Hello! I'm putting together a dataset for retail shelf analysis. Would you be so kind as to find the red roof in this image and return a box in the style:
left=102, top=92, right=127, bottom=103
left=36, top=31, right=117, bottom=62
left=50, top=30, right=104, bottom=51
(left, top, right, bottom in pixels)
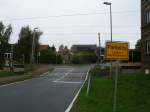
left=39, top=45, right=49, bottom=51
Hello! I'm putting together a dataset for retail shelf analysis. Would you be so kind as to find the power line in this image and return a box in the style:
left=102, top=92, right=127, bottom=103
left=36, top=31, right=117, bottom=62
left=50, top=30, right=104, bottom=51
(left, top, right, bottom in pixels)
left=3, top=10, right=140, bottom=21
left=43, top=32, right=141, bottom=36
left=11, top=32, right=140, bottom=36
left=39, top=25, right=140, bottom=29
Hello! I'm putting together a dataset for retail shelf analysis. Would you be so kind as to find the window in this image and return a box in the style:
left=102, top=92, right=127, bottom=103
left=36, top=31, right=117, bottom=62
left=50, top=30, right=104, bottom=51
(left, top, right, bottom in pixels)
left=146, top=40, right=150, bottom=55
left=145, top=10, right=150, bottom=24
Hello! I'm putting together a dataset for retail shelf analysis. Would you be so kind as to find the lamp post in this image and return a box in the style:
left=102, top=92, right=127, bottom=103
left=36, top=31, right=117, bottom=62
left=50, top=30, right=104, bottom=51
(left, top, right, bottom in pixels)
left=103, top=2, right=112, bottom=42
left=104, top=2, right=117, bottom=112
left=103, top=1, right=113, bottom=78
left=30, top=27, right=38, bottom=66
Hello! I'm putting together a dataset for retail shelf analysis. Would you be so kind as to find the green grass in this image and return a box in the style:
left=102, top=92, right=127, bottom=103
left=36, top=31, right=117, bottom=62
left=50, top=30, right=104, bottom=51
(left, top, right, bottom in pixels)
left=71, top=73, right=150, bottom=112
left=0, top=71, right=17, bottom=77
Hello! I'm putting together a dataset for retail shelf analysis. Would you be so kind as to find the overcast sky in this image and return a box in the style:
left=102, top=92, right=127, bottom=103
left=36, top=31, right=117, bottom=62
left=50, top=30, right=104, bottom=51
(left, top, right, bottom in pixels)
left=0, top=0, right=141, bottom=49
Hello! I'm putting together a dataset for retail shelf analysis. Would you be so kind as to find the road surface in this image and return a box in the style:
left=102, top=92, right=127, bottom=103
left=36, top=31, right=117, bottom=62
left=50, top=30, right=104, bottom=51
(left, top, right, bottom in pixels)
left=0, top=66, right=90, bottom=112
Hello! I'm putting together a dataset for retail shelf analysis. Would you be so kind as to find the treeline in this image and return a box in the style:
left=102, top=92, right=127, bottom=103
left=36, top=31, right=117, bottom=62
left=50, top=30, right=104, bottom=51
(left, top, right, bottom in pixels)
left=0, top=22, right=45, bottom=68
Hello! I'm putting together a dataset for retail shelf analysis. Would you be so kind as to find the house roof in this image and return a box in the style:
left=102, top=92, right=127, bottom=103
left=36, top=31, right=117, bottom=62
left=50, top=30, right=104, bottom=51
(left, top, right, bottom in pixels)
left=39, top=45, right=49, bottom=51
left=71, top=44, right=97, bottom=53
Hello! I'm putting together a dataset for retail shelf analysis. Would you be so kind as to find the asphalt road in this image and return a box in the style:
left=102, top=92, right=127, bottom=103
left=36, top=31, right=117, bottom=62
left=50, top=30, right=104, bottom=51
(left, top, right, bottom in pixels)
left=0, top=66, right=90, bottom=112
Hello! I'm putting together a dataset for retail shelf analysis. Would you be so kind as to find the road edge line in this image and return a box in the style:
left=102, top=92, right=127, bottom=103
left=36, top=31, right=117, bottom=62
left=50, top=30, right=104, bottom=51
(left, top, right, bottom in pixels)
left=65, top=68, right=91, bottom=112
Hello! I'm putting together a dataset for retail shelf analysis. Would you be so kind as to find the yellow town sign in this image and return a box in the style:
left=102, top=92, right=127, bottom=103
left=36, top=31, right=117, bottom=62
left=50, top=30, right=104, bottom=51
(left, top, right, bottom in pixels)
left=105, top=42, right=129, bottom=60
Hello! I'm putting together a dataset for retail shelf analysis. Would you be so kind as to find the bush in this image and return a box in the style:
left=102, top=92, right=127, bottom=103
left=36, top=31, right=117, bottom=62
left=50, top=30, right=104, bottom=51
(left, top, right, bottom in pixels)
left=90, top=67, right=109, bottom=76
left=71, top=52, right=97, bottom=64
left=56, top=55, right=63, bottom=64
left=39, top=49, right=63, bottom=64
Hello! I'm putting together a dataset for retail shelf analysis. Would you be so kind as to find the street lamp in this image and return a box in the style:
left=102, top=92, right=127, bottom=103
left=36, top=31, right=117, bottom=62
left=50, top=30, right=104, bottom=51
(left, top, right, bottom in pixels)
left=104, top=2, right=117, bottom=112
left=103, top=2, right=112, bottom=42
left=30, top=27, right=38, bottom=65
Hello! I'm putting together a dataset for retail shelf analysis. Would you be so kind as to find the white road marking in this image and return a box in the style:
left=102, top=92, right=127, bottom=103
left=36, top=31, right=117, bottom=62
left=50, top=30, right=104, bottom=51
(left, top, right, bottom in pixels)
left=53, top=81, right=82, bottom=84
left=65, top=68, right=91, bottom=112
left=53, top=68, right=74, bottom=82
left=39, top=72, right=49, bottom=77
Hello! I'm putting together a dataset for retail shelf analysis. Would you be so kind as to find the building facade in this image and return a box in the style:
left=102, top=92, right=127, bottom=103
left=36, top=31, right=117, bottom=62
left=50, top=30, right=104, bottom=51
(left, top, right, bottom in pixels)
left=71, top=45, right=97, bottom=53
left=141, top=0, right=150, bottom=72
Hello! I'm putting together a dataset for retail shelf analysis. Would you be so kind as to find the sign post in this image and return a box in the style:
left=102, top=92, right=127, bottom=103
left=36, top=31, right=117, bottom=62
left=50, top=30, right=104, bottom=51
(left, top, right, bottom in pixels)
left=105, top=41, right=129, bottom=112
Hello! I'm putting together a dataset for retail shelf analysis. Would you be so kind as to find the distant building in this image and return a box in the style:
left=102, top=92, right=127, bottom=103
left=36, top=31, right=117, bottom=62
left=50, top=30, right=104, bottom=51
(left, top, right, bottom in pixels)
left=39, top=45, right=50, bottom=51
left=71, top=44, right=97, bottom=53
left=141, top=0, right=150, bottom=72
left=39, top=44, right=56, bottom=52
left=58, top=45, right=71, bottom=64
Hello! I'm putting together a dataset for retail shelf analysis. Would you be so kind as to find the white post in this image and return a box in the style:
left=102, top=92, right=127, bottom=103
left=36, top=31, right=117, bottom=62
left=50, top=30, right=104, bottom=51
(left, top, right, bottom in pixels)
left=86, top=73, right=91, bottom=96
left=113, top=61, right=119, bottom=112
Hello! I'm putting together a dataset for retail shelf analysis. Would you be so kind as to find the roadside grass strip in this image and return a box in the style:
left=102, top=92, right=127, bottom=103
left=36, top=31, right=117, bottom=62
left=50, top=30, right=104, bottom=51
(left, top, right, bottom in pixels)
left=0, top=71, right=17, bottom=77
left=71, top=73, right=150, bottom=112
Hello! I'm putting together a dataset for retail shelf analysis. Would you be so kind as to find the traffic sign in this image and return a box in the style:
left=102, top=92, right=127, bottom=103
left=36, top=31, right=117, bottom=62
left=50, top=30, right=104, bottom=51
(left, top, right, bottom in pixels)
left=105, top=42, right=129, bottom=60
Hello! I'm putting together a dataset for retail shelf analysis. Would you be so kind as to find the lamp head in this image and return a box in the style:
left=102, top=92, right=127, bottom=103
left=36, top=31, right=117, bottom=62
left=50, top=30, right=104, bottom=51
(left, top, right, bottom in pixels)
left=103, top=2, right=111, bottom=5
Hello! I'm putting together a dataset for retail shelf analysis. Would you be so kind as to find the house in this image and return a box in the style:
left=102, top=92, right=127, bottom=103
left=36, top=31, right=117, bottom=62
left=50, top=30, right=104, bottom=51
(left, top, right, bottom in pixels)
left=141, top=0, right=150, bottom=73
left=39, top=45, right=50, bottom=51
left=58, top=45, right=71, bottom=64
left=71, top=44, right=97, bottom=53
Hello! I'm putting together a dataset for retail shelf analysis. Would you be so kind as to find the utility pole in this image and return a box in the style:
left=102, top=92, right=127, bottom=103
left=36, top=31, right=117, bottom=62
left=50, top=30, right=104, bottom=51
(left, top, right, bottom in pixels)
left=30, top=32, right=35, bottom=65
left=30, top=28, right=38, bottom=66
left=11, top=44, right=13, bottom=72
left=98, top=33, right=101, bottom=64
left=56, top=53, right=57, bottom=64
left=22, top=54, right=25, bottom=65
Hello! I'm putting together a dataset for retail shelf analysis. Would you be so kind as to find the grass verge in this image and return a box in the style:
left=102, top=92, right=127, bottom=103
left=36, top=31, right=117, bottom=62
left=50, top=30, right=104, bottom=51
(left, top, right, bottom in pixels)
left=0, top=71, right=17, bottom=77
left=71, top=70, right=150, bottom=112
left=0, top=66, right=54, bottom=85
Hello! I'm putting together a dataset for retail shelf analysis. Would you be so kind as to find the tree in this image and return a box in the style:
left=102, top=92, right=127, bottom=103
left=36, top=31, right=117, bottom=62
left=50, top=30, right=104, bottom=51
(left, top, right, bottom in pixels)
left=39, top=46, right=63, bottom=64
left=39, top=49, right=55, bottom=64
left=71, top=51, right=97, bottom=64
left=17, top=26, right=42, bottom=63
left=135, top=39, right=141, bottom=51
left=51, top=44, right=56, bottom=52
left=0, top=22, right=12, bottom=69
left=129, top=50, right=141, bottom=62
left=59, top=45, right=64, bottom=53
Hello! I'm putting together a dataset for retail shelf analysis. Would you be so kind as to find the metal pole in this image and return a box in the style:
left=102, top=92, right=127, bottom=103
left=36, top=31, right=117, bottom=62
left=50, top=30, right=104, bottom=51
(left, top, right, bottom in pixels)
left=110, top=4, right=112, bottom=42
left=30, top=31, right=35, bottom=65
left=22, top=54, right=25, bottom=65
left=109, top=4, right=113, bottom=77
left=86, top=73, right=91, bottom=96
left=11, top=44, right=13, bottom=72
left=113, top=61, right=119, bottom=112
left=98, top=33, right=101, bottom=64
left=37, top=52, right=38, bottom=64
left=38, top=52, right=40, bottom=64
left=56, top=53, right=57, bottom=64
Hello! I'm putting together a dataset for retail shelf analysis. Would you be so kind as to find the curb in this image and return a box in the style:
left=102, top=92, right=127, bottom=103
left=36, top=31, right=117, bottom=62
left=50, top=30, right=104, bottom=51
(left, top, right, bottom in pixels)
left=0, top=71, right=51, bottom=88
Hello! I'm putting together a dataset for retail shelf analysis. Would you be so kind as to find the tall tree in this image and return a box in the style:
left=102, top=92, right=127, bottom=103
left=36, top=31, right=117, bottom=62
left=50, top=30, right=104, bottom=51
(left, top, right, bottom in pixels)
left=0, top=22, right=12, bottom=69
left=135, top=39, right=141, bottom=51
left=17, top=26, right=42, bottom=63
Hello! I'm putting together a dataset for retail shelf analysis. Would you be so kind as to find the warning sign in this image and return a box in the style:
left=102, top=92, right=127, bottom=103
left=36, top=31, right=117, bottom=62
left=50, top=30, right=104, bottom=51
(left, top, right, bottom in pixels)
left=105, top=42, right=129, bottom=60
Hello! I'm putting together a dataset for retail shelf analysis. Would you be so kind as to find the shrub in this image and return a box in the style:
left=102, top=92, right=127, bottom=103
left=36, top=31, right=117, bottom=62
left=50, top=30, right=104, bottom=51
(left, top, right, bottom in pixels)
left=71, top=52, right=97, bottom=64
left=90, top=67, right=109, bottom=76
